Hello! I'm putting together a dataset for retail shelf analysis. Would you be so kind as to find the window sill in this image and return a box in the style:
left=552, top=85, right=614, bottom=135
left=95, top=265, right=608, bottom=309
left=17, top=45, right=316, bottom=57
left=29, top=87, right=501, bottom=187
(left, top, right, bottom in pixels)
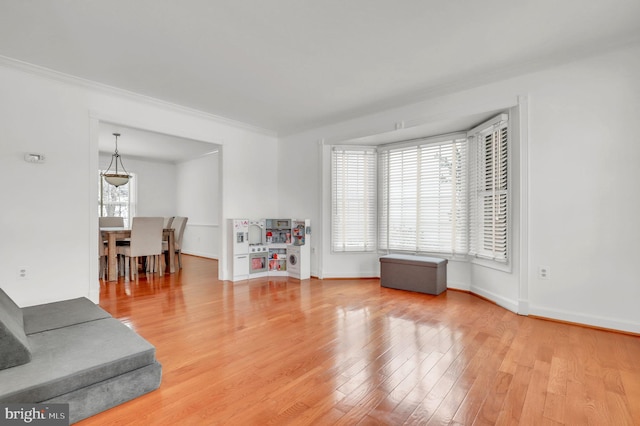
left=470, top=256, right=512, bottom=273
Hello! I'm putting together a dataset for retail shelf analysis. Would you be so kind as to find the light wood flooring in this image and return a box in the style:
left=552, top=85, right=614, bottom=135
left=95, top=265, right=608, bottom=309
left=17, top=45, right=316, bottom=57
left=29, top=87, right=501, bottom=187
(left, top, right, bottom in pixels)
left=79, top=255, right=640, bottom=425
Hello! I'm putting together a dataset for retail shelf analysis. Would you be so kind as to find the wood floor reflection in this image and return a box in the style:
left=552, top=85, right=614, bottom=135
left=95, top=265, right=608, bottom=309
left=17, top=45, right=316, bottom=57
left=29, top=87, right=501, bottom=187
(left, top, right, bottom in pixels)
left=79, top=255, right=640, bottom=425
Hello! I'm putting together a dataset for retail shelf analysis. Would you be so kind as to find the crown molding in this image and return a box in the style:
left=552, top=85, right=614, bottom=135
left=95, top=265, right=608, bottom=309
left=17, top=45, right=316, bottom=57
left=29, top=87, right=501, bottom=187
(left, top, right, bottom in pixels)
left=0, top=54, right=277, bottom=138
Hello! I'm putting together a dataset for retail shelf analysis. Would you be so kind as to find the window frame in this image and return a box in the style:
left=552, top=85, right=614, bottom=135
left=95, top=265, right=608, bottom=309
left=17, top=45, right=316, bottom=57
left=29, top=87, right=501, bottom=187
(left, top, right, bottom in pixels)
left=98, top=171, right=137, bottom=227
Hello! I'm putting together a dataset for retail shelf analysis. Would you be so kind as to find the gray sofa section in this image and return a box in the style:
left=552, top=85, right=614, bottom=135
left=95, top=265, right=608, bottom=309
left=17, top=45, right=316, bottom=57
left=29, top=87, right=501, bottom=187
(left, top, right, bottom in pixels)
left=0, top=288, right=31, bottom=369
left=0, top=289, right=162, bottom=424
left=22, top=296, right=112, bottom=334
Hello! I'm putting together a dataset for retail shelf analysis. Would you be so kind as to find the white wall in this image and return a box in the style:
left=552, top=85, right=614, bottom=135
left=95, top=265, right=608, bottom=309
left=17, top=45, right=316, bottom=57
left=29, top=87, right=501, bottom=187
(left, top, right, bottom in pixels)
left=525, top=44, right=640, bottom=332
left=0, top=61, right=278, bottom=306
left=1, top=66, right=91, bottom=307
left=176, top=151, right=220, bottom=259
left=279, top=42, right=640, bottom=333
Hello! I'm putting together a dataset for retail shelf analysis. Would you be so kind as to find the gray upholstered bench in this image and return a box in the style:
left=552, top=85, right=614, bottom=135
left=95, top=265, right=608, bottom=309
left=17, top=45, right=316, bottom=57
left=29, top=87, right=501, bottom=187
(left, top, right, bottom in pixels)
left=0, top=289, right=161, bottom=424
left=379, top=254, right=447, bottom=295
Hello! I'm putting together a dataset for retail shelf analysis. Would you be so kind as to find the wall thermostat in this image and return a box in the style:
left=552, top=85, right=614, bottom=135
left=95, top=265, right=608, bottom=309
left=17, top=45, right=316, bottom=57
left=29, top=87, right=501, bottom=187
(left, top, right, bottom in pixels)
left=24, top=153, right=45, bottom=163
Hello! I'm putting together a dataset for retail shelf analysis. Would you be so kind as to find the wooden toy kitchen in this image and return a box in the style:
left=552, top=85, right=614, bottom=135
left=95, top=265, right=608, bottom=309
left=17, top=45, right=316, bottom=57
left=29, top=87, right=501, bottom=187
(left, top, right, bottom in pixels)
left=229, top=218, right=310, bottom=281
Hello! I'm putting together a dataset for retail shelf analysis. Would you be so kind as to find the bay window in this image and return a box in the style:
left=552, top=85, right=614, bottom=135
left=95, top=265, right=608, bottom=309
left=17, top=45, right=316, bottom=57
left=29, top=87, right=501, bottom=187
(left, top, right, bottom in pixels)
left=330, top=113, right=510, bottom=264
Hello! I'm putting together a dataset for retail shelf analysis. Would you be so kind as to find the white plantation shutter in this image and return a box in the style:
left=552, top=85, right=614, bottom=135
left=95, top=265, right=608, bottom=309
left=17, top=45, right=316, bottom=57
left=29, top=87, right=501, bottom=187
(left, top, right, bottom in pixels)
left=469, top=114, right=509, bottom=261
left=379, top=134, right=468, bottom=254
left=331, top=146, right=377, bottom=252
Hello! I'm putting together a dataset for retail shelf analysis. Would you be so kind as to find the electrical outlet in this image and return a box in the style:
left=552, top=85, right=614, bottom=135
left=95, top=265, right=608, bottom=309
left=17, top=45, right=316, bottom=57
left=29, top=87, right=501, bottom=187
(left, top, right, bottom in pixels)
left=17, top=267, right=28, bottom=280
left=538, top=266, right=550, bottom=280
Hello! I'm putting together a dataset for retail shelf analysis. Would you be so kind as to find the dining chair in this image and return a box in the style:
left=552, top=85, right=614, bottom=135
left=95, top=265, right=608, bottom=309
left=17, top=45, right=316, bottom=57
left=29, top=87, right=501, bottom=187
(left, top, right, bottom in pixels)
left=99, top=216, right=130, bottom=246
left=99, top=216, right=125, bottom=228
left=163, top=216, right=188, bottom=269
left=163, top=216, right=175, bottom=229
left=99, top=228, right=108, bottom=280
left=116, top=217, right=164, bottom=280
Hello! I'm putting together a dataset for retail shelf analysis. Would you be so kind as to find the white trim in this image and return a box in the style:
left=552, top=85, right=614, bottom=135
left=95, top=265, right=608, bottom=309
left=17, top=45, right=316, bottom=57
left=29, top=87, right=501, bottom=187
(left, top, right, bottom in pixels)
left=0, top=54, right=276, bottom=137
left=321, top=271, right=380, bottom=279
left=377, top=131, right=468, bottom=151
left=467, top=113, right=509, bottom=135
left=529, top=305, right=640, bottom=334
left=517, top=96, right=530, bottom=315
left=445, top=280, right=472, bottom=291
left=182, top=250, right=217, bottom=260
left=317, top=139, right=326, bottom=279
left=217, top=145, right=225, bottom=281
left=331, top=144, right=377, bottom=152
left=185, top=223, right=219, bottom=228
left=470, top=285, right=519, bottom=314
left=470, top=256, right=511, bottom=273
left=88, top=116, right=100, bottom=303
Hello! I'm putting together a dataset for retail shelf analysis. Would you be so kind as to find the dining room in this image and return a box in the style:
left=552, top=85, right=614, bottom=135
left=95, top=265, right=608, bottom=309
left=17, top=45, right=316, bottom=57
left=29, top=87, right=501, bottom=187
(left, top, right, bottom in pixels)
left=98, top=122, right=222, bottom=281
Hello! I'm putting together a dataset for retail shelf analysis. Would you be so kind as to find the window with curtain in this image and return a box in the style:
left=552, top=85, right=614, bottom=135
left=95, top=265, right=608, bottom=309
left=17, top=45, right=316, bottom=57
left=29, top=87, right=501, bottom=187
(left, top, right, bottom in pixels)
left=378, top=134, right=468, bottom=254
left=99, top=171, right=136, bottom=227
left=331, top=146, right=377, bottom=252
left=469, top=114, right=509, bottom=262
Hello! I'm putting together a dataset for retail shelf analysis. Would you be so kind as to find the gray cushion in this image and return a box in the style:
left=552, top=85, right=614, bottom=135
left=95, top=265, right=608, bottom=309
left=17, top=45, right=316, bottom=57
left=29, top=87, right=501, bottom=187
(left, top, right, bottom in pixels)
left=0, top=288, right=31, bottom=369
left=0, top=318, right=157, bottom=402
left=22, top=297, right=111, bottom=335
left=43, top=362, right=162, bottom=424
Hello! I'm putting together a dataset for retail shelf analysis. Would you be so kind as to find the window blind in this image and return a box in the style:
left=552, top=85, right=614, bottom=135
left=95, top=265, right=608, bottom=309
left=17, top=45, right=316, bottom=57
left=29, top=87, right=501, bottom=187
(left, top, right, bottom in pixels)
left=469, top=115, right=509, bottom=261
left=331, top=147, right=377, bottom=252
left=378, top=135, right=468, bottom=254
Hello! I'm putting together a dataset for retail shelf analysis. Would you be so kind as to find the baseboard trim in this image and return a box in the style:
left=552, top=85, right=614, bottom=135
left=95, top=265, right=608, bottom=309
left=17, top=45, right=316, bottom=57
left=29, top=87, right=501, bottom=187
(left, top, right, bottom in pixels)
left=469, top=285, right=519, bottom=314
left=529, top=305, right=640, bottom=336
left=445, top=289, right=639, bottom=336
left=528, top=314, right=640, bottom=337
left=320, top=273, right=380, bottom=279
left=182, top=251, right=217, bottom=260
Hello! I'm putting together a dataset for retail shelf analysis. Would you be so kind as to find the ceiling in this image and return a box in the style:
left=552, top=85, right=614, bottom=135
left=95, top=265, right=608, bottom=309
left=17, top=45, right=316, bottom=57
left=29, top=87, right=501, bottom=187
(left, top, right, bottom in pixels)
left=99, top=122, right=219, bottom=163
left=1, top=1, right=639, bottom=137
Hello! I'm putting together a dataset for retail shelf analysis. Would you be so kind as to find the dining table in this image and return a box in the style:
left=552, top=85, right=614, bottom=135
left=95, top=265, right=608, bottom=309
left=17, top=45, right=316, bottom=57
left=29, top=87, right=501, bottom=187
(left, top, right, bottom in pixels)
left=101, top=227, right=176, bottom=282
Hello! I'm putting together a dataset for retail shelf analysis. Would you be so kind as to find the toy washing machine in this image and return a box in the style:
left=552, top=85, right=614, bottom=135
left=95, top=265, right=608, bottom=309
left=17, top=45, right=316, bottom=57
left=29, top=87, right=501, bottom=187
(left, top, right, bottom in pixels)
left=287, top=245, right=301, bottom=279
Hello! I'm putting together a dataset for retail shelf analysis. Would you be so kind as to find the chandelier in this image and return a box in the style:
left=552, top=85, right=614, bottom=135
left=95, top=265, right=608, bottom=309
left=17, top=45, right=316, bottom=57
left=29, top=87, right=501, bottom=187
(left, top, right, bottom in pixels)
left=103, top=133, right=130, bottom=187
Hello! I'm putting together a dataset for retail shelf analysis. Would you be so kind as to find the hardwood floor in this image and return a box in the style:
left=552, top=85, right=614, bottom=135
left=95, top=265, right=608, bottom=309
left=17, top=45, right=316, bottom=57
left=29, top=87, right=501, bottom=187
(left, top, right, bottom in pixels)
left=79, top=255, right=640, bottom=425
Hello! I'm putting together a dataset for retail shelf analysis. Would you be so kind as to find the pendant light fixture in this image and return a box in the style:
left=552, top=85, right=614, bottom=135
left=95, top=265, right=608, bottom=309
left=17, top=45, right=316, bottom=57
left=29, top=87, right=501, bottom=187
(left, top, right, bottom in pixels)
left=103, top=133, right=130, bottom=187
